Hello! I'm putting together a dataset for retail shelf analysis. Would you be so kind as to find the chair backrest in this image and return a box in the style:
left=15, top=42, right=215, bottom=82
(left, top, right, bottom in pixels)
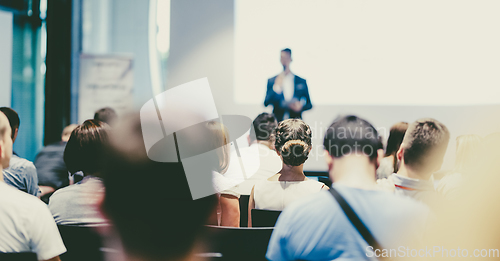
left=239, top=195, right=250, bottom=227
left=0, top=252, right=37, bottom=261
left=251, top=209, right=281, bottom=227
left=57, top=225, right=106, bottom=261
left=201, top=225, right=274, bottom=260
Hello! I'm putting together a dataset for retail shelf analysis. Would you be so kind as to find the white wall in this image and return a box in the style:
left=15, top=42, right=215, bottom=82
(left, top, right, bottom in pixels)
left=167, top=0, right=500, bottom=171
left=0, top=10, right=12, bottom=107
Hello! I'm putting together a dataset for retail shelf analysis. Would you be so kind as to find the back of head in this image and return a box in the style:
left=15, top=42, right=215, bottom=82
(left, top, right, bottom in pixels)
left=94, top=107, right=117, bottom=125
left=454, top=134, right=482, bottom=174
left=64, top=120, right=109, bottom=176
left=0, top=107, right=19, bottom=140
left=250, top=113, right=278, bottom=142
left=401, top=118, right=450, bottom=173
left=385, top=122, right=409, bottom=172
left=478, top=133, right=500, bottom=177
left=323, top=115, right=381, bottom=161
left=61, top=124, right=78, bottom=142
left=385, top=122, right=408, bottom=157
left=281, top=48, right=292, bottom=56
left=102, top=114, right=216, bottom=260
left=275, top=119, right=312, bottom=166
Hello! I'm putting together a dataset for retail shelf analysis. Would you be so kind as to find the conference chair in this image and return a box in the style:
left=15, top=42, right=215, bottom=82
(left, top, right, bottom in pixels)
left=0, top=252, right=37, bottom=261
left=57, top=225, right=106, bottom=261
left=239, top=195, right=250, bottom=227
left=200, top=225, right=274, bottom=260
left=251, top=209, right=281, bottom=227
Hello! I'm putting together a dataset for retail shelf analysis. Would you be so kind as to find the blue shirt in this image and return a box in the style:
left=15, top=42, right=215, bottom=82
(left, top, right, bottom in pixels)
left=3, top=154, right=40, bottom=197
left=266, top=185, right=430, bottom=261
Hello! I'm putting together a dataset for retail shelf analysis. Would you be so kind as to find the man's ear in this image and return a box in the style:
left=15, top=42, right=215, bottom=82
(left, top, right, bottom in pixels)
left=247, top=134, right=251, bottom=146
left=324, top=150, right=333, bottom=171
left=397, top=147, right=404, bottom=161
left=12, top=128, right=18, bottom=143
left=376, top=149, right=384, bottom=169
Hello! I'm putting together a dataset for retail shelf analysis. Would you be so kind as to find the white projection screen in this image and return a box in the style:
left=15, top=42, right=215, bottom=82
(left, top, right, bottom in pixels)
left=234, top=0, right=500, bottom=106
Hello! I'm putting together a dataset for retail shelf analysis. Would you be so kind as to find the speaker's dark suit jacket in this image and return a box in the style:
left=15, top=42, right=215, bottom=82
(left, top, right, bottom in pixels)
left=264, top=74, right=312, bottom=122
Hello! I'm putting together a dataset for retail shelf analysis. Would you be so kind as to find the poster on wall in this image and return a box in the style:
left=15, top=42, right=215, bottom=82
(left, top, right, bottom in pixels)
left=78, top=54, right=134, bottom=123
left=0, top=10, right=12, bottom=107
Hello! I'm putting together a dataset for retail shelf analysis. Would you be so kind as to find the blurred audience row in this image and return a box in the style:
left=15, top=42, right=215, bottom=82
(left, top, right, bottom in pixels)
left=0, top=105, right=495, bottom=261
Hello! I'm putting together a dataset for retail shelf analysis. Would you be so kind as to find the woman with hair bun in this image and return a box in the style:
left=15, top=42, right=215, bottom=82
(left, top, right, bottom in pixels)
left=248, top=119, right=327, bottom=226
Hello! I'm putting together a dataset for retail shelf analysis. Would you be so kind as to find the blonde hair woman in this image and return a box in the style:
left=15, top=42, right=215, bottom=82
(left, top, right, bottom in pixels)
left=248, top=119, right=328, bottom=226
left=437, top=134, right=482, bottom=199
left=206, top=121, right=241, bottom=227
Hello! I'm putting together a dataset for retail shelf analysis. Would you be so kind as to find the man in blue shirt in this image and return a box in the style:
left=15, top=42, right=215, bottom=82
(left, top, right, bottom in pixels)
left=0, top=107, right=39, bottom=196
left=267, top=115, right=431, bottom=260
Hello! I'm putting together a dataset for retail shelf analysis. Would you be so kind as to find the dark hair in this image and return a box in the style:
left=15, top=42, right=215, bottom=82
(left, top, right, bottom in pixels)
left=250, top=113, right=278, bottom=142
left=0, top=107, right=19, bottom=139
left=102, top=114, right=216, bottom=260
left=94, top=107, right=117, bottom=125
left=64, top=119, right=109, bottom=175
left=401, top=118, right=450, bottom=173
left=281, top=48, right=292, bottom=56
left=385, top=122, right=409, bottom=172
left=275, top=119, right=311, bottom=166
left=323, top=115, right=382, bottom=161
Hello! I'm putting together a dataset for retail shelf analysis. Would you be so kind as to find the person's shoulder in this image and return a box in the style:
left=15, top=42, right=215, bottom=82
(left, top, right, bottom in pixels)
left=280, top=190, right=332, bottom=219
left=8, top=155, right=34, bottom=169
left=51, top=183, right=75, bottom=198
left=0, top=183, right=48, bottom=211
left=252, top=178, right=269, bottom=189
left=379, top=190, right=430, bottom=215
left=294, top=75, right=306, bottom=82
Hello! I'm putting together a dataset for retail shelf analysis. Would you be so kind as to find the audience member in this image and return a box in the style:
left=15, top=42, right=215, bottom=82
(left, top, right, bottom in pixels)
left=35, top=124, right=78, bottom=203
left=425, top=133, right=500, bottom=256
left=0, top=107, right=40, bottom=196
left=248, top=119, right=327, bottom=225
left=100, top=114, right=217, bottom=261
left=266, top=115, right=430, bottom=260
left=0, top=111, right=66, bottom=260
left=376, top=121, right=408, bottom=179
left=436, top=134, right=481, bottom=200
left=392, top=118, right=450, bottom=208
left=94, top=107, right=117, bottom=125
left=48, top=120, right=109, bottom=226
left=206, top=121, right=240, bottom=227
left=224, top=113, right=282, bottom=196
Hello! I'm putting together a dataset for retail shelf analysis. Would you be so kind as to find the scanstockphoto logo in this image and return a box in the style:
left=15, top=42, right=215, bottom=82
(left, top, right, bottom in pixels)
left=139, top=78, right=257, bottom=200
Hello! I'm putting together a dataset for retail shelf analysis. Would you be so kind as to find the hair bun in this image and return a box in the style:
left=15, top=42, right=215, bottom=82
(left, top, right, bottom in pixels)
left=280, top=140, right=309, bottom=166
left=274, top=119, right=312, bottom=166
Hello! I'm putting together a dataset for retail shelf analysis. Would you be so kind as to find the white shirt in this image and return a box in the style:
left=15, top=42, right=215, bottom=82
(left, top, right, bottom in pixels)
left=49, top=176, right=108, bottom=227
left=253, top=179, right=325, bottom=211
left=223, top=143, right=282, bottom=196
left=282, top=73, right=295, bottom=102
left=0, top=182, right=66, bottom=260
